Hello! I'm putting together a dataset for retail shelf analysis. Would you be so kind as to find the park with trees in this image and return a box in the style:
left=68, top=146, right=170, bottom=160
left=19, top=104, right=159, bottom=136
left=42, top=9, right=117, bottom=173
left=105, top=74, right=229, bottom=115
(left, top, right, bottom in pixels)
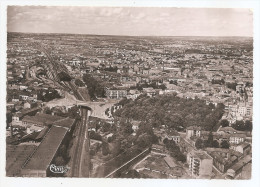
left=83, top=73, right=105, bottom=100
left=114, top=94, right=225, bottom=132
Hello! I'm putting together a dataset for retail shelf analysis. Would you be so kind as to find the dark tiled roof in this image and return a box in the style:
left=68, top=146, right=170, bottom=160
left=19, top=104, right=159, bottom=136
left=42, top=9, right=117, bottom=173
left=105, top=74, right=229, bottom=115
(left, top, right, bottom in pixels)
left=22, top=126, right=68, bottom=171
left=53, top=117, right=75, bottom=129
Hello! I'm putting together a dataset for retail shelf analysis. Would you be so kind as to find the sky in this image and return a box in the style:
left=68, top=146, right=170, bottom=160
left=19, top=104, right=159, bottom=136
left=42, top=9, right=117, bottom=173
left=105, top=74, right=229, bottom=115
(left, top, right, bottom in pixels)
left=7, top=6, right=253, bottom=36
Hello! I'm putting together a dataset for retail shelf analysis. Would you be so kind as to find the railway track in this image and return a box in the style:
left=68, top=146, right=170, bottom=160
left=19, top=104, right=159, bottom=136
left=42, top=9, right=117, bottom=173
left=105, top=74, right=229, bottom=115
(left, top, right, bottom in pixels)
left=31, top=42, right=90, bottom=177
left=70, top=119, right=86, bottom=177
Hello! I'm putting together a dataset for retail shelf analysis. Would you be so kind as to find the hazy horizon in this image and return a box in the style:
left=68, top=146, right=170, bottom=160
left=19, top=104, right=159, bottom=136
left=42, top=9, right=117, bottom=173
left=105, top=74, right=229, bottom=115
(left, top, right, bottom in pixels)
left=8, top=31, right=253, bottom=38
left=8, top=7, right=253, bottom=37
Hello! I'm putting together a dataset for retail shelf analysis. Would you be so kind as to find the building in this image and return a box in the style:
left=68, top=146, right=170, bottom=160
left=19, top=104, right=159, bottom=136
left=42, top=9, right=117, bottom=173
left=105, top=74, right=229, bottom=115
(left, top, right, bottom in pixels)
left=206, top=148, right=242, bottom=173
left=12, top=113, right=24, bottom=126
left=165, top=131, right=180, bottom=144
left=88, top=123, right=96, bottom=132
left=230, top=142, right=251, bottom=156
left=24, top=101, right=37, bottom=109
left=186, top=126, right=201, bottom=139
left=6, top=145, right=37, bottom=177
left=105, top=88, right=127, bottom=99
left=131, top=120, right=140, bottom=132
left=151, top=144, right=166, bottom=154
left=164, top=156, right=178, bottom=168
left=236, top=82, right=245, bottom=93
left=143, top=87, right=158, bottom=97
left=187, top=150, right=213, bottom=178
left=20, top=126, right=50, bottom=143
left=12, top=107, right=40, bottom=126
left=19, top=95, right=29, bottom=101
left=226, top=155, right=252, bottom=179
left=21, top=126, right=68, bottom=177
left=218, top=126, right=244, bottom=135
left=21, top=113, right=75, bottom=134
left=229, top=134, right=246, bottom=144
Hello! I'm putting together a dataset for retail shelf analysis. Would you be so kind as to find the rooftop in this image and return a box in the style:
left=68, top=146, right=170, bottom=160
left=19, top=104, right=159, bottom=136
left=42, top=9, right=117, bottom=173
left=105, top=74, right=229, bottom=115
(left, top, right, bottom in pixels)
left=229, top=155, right=251, bottom=172
left=164, top=156, right=178, bottom=168
left=237, top=142, right=251, bottom=149
left=22, top=113, right=66, bottom=126
left=190, top=150, right=212, bottom=160
left=219, top=126, right=246, bottom=134
left=187, top=126, right=201, bottom=130
left=53, top=117, right=75, bottom=129
left=167, top=130, right=180, bottom=136
left=6, top=145, right=37, bottom=176
left=22, top=126, right=68, bottom=171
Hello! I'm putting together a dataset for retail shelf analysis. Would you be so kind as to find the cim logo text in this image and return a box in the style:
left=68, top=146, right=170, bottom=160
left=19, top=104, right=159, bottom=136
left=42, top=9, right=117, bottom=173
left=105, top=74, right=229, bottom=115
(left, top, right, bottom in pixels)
left=49, top=164, right=69, bottom=174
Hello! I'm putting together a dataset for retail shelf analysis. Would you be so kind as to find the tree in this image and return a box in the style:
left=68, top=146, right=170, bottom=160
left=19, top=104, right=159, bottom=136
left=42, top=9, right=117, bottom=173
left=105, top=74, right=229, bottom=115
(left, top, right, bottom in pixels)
left=118, top=98, right=130, bottom=106
left=232, top=120, right=245, bottom=131
left=111, top=140, right=121, bottom=157
left=244, top=120, right=252, bottom=131
left=102, top=141, right=110, bottom=156
left=226, top=82, right=237, bottom=91
left=205, top=131, right=214, bottom=147
left=75, top=79, right=85, bottom=87
left=42, top=88, right=61, bottom=102
left=174, top=152, right=186, bottom=163
left=165, top=139, right=177, bottom=150
left=136, top=122, right=158, bottom=144
left=136, top=133, right=153, bottom=148
left=212, top=79, right=225, bottom=85
left=121, top=121, right=133, bottom=135
left=58, top=71, right=72, bottom=81
left=89, top=131, right=102, bottom=141
left=212, top=140, right=219, bottom=148
left=159, top=84, right=167, bottom=90
left=195, top=138, right=204, bottom=149
left=167, top=114, right=183, bottom=130
left=136, top=122, right=153, bottom=136
left=216, top=103, right=225, bottom=111
left=113, top=94, right=224, bottom=133
left=83, top=73, right=105, bottom=100
left=102, top=122, right=111, bottom=133
left=163, top=138, right=169, bottom=145
left=68, top=106, right=79, bottom=119
left=6, top=112, right=12, bottom=126
left=43, top=107, right=52, bottom=114
left=221, top=140, right=230, bottom=149
left=220, top=119, right=229, bottom=127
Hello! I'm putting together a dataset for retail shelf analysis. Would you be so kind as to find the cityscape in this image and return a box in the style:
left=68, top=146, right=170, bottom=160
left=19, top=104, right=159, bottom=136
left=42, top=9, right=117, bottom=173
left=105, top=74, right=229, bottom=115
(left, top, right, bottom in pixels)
left=6, top=7, right=253, bottom=179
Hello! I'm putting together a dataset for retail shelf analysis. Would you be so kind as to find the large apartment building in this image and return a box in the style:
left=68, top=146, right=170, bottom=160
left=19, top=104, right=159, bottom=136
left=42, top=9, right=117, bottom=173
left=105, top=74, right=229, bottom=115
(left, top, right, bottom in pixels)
left=187, top=150, right=213, bottom=178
